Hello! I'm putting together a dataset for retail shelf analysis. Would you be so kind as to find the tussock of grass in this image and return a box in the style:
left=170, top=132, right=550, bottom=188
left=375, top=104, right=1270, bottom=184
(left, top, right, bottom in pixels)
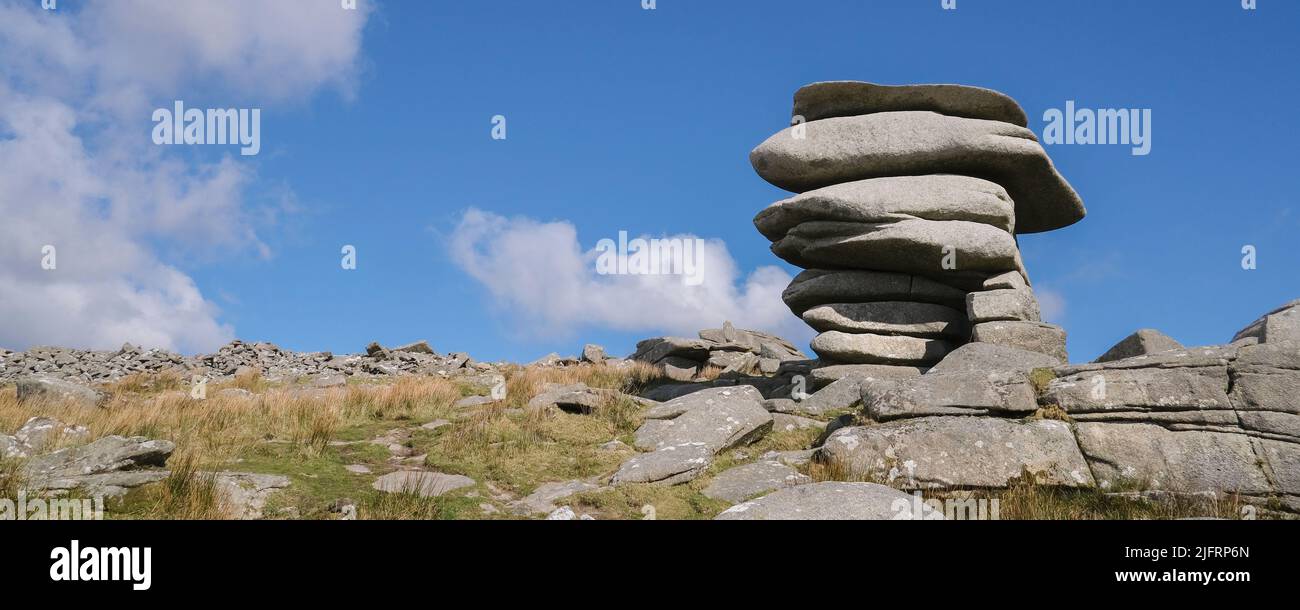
left=1028, top=367, right=1057, bottom=396
left=118, top=452, right=230, bottom=519
left=996, top=480, right=1252, bottom=520
left=1029, top=405, right=1071, bottom=422
left=0, top=454, right=27, bottom=499
left=567, top=484, right=730, bottom=520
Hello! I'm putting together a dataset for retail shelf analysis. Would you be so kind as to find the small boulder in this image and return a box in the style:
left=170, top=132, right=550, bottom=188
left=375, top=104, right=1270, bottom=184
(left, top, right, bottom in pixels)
left=580, top=344, right=607, bottom=364
left=371, top=471, right=475, bottom=498
left=1094, top=329, right=1184, bottom=363
left=16, top=376, right=105, bottom=408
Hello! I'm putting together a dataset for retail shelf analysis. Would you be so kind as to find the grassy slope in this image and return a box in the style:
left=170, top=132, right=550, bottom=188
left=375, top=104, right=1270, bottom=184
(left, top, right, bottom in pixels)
left=0, top=363, right=1278, bottom=520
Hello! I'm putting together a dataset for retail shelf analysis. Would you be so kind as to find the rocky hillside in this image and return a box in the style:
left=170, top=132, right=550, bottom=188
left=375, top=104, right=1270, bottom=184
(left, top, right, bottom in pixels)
left=2, top=81, right=1295, bottom=520
left=1, top=301, right=1296, bottom=520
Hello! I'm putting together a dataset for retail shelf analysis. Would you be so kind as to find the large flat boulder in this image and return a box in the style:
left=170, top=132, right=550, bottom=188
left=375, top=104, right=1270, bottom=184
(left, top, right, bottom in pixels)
left=630, top=337, right=711, bottom=363
left=1043, top=367, right=1232, bottom=416
left=771, top=218, right=1021, bottom=275
left=928, top=342, right=1060, bottom=376
left=634, top=386, right=771, bottom=451
left=750, top=111, right=1086, bottom=234
left=702, top=460, right=812, bottom=503
left=808, top=363, right=925, bottom=389
left=372, top=471, right=475, bottom=498
left=783, top=269, right=967, bottom=316
left=818, top=416, right=1093, bottom=489
left=1074, top=423, right=1272, bottom=495
left=861, top=371, right=1039, bottom=421
left=755, top=175, right=1015, bottom=240
left=811, top=331, right=952, bottom=366
left=803, top=302, right=968, bottom=339
left=792, top=81, right=1029, bottom=126
left=611, top=442, right=714, bottom=486
left=714, top=481, right=942, bottom=520
left=616, top=386, right=772, bottom=486
left=24, top=435, right=174, bottom=480
left=16, top=375, right=105, bottom=408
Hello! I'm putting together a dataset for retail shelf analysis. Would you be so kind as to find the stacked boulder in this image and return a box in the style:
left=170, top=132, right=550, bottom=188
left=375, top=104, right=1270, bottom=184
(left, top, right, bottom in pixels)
left=750, top=81, right=1084, bottom=369
left=630, top=322, right=807, bottom=380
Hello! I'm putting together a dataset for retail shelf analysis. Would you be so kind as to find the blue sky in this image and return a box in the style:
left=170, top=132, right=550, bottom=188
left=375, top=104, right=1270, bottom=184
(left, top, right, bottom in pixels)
left=2, top=0, right=1297, bottom=363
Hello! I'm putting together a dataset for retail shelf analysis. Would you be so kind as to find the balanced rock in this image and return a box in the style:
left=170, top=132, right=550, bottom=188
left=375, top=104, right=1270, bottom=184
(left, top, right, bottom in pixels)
left=750, top=111, right=1085, bottom=233
left=750, top=81, right=1084, bottom=374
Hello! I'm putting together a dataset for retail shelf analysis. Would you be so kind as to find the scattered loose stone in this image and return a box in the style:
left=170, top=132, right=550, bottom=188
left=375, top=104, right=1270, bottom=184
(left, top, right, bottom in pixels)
left=515, top=480, right=600, bottom=515
left=213, top=472, right=292, bottom=520
left=371, top=471, right=475, bottom=498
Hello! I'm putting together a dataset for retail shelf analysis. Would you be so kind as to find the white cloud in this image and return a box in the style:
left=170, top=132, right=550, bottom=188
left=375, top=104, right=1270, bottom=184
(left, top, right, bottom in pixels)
left=448, top=209, right=812, bottom=347
left=0, top=0, right=373, bottom=353
left=1036, top=286, right=1067, bottom=323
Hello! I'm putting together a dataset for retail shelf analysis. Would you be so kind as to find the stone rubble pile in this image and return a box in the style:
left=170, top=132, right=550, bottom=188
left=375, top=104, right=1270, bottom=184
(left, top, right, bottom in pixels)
left=629, top=321, right=807, bottom=380
left=750, top=81, right=1084, bottom=370
left=0, top=338, right=492, bottom=385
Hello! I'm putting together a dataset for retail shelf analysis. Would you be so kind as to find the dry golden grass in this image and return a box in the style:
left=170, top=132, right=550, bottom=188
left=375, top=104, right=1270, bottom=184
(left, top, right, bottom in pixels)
left=0, top=375, right=463, bottom=465
left=1, top=362, right=672, bottom=519
left=122, top=451, right=231, bottom=519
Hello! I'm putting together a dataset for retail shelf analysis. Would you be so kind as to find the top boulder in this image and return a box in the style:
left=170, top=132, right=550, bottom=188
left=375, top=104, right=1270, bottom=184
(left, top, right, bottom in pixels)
left=750, top=111, right=1085, bottom=233
left=793, top=81, right=1029, bottom=127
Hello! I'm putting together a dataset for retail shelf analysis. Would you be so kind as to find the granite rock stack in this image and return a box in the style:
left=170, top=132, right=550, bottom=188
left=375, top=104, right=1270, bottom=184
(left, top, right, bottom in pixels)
left=751, top=81, right=1085, bottom=369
